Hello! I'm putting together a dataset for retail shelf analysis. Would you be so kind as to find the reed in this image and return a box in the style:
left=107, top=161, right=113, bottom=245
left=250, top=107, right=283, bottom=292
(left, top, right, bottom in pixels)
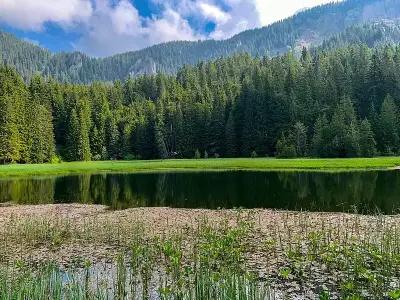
left=1, top=208, right=400, bottom=298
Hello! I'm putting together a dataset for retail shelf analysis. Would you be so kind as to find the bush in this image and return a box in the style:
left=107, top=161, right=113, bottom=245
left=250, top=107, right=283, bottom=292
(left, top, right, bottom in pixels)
left=51, top=155, right=62, bottom=164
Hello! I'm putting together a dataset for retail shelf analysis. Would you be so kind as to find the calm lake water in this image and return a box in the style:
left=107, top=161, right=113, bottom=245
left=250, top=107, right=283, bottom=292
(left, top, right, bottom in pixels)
left=1, top=171, right=400, bottom=214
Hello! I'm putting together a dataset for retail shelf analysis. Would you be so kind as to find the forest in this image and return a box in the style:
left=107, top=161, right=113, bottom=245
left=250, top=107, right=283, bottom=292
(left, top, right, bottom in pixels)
left=2, top=0, right=400, bottom=83
left=1, top=43, right=400, bottom=164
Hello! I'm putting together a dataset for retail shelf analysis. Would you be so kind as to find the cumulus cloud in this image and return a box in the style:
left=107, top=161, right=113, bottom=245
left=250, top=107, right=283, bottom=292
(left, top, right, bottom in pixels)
left=152, top=0, right=260, bottom=40
left=75, top=0, right=201, bottom=57
left=0, top=0, right=92, bottom=30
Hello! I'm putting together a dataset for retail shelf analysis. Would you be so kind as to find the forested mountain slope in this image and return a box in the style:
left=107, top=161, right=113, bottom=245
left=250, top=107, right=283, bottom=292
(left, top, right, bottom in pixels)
left=2, top=43, right=400, bottom=163
left=2, top=0, right=400, bottom=83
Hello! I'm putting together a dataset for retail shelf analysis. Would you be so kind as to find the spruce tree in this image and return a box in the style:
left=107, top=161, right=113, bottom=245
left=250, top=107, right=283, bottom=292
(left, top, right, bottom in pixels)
left=154, top=115, right=168, bottom=159
left=224, top=111, right=237, bottom=157
left=378, top=94, right=399, bottom=155
left=359, top=119, right=377, bottom=157
left=66, top=109, right=80, bottom=161
left=293, top=122, right=308, bottom=157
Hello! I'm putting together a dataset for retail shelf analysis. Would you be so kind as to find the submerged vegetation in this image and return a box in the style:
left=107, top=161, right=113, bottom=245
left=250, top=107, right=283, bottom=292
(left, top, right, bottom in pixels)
left=0, top=205, right=400, bottom=299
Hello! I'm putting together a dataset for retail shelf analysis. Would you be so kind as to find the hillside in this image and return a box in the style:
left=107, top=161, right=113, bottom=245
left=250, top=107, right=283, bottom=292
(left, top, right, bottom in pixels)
left=1, top=0, right=400, bottom=83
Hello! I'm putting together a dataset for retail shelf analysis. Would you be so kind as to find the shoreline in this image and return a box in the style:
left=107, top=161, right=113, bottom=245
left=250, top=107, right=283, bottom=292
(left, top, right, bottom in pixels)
left=1, top=157, right=400, bottom=178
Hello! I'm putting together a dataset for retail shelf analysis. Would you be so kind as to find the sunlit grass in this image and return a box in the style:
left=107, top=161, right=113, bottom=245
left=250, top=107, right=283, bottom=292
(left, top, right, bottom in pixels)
left=1, top=157, right=400, bottom=177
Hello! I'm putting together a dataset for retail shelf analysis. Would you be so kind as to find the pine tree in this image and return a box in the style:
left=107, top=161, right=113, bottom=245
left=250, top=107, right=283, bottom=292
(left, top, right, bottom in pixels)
left=77, top=97, right=92, bottom=161
left=312, top=115, right=329, bottom=157
left=224, top=111, right=237, bottom=157
left=105, top=116, right=120, bottom=159
left=0, top=67, right=25, bottom=163
left=66, top=109, right=80, bottom=161
left=344, top=121, right=360, bottom=157
left=293, top=122, right=308, bottom=157
left=276, top=133, right=297, bottom=158
left=378, top=94, right=399, bottom=155
left=0, top=94, right=21, bottom=163
left=154, top=115, right=168, bottom=159
left=359, top=119, right=377, bottom=157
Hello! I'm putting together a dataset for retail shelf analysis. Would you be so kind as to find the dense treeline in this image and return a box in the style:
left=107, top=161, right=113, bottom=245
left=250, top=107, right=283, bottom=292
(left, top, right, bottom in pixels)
left=1, top=43, right=400, bottom=163
left=2, top=0, right=400, bottom=83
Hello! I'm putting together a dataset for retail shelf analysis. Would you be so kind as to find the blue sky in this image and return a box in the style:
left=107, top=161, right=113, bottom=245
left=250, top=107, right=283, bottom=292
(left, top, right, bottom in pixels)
left=0, top=0, right=340, bottom=57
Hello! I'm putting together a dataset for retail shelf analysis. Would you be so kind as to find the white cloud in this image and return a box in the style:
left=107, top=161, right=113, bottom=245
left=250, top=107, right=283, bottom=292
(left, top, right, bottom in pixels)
left=75, top=0, right=201, bottom=57
left=197, top=2, right=230, bottom=23
left=110, top=0, right=141, bottom=34
left=0, top=0, right=92, bottom=30
left=255, top=0, right=341, bottom=26
left=210, top=0, right=260, bottom=39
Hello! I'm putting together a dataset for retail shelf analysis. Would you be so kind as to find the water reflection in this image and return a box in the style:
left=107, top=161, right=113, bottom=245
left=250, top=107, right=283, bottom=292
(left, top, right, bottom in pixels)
left=0, top=171, right=399, bottom=214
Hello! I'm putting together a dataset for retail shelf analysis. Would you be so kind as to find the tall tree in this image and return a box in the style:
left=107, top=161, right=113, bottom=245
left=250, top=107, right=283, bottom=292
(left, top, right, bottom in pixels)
left=378, top=94, right=399, bottom=154
left=359, top=119, right=377, bottom=157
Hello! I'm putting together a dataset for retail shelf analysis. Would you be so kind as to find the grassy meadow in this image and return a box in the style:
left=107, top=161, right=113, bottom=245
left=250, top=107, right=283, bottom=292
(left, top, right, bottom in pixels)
left=1, top=157, right=400, bottom=177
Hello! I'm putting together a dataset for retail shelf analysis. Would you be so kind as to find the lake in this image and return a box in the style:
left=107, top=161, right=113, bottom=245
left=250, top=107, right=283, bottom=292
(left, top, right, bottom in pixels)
left=1, top=170, right=400, bottom=214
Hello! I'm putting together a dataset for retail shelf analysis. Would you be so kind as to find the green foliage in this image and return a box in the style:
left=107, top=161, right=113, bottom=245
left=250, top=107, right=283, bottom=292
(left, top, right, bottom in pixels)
left=359, top=119, right=377, bottom=157
left=276, top=134, right=297, bottom=158
left=378, top=95, right=400, bottom=155
left=276, top=122, right=308, bottom=158
left=4, top=41, right=400, bottom=163
left=389, top=290, right=400, bottom=300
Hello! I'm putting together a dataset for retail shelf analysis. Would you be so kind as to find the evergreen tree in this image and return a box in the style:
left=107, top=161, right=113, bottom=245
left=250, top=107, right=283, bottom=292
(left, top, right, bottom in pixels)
left=155, top=115, right=168, bottom=159
left=0, top=67, right=24, bottom=163
left=0, top=94, right=21, bottom=163
left=66, top=109, right=80, bottom=161
left=105, top=116, right=120, bottom=159
left=359, top=119, right=377, bottom=157
left=312, top=115, right=330, bottom=157
left=224, top=111, right=237, bottom=157
left=378, top=94, right=399, bottom=154
left=276, top=134, right=297, bottom=158
left=293, top=122, right=308, bottom=157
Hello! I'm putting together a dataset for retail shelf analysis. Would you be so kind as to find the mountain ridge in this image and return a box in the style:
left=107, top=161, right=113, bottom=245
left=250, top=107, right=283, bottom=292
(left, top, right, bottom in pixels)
left=2, top=0, right=400, bottom=83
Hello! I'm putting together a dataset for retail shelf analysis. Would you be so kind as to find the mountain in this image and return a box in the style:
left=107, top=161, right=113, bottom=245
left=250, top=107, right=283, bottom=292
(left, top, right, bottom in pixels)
left=319, top=20, right=400, bottom=50
left=2, top=0, right=400, bottom=83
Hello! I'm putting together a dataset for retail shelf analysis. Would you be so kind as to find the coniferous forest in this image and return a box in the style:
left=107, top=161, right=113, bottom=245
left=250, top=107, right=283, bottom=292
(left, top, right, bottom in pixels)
left=1, top=44, right=400, bottom=163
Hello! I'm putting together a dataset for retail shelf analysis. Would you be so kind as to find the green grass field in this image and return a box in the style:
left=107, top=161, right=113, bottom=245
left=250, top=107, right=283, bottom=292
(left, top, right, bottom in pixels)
left=1, top=157, right=400, bottom=177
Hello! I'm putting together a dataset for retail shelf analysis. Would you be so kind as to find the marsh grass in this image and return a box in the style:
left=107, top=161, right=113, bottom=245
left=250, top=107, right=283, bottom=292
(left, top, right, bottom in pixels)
left=1, top=209, right=400, bottom=298
left=1, top=157, right=400, bottom=178
left=0, top=217, right=272, bottom=299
